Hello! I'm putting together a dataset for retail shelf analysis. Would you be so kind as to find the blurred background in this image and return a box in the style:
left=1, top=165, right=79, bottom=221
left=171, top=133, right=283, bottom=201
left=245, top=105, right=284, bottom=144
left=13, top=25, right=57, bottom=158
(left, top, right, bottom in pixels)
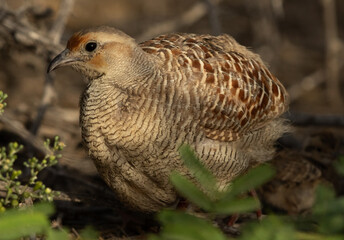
left=0, top=0, right=344, bottom=114
left=1, top=0, right=344, bottom=114
left=0, top=0, right=344, bottom=237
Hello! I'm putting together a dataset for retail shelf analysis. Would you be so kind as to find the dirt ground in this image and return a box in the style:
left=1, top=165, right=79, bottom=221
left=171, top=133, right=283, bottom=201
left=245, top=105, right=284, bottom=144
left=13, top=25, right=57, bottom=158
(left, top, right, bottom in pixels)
left=0, top=0, right=344, bottom=239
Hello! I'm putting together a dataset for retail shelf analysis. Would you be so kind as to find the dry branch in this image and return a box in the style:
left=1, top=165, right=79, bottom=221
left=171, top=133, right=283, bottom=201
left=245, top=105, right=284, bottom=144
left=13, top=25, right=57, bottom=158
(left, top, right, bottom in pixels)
left=288, top=49, right=344, bottom=103
left=203, top=0, right=222, bottom=35
left=245, top=0, right=282, bottom=69
left=321, top=0, right=343, bottom=110
left=30, top=0, right=75, bottom=135
left=0, top=113, right=51, bottom=155
left=0, top=8, right=63, bottom=55
left=287, top=112, right=344, bottom=127
left=137, top=0, right=222, bottom=42
left=287, top=70, right=324, bottom=102
left=49, top=0, right=74, bottom=45
left=0, top=4, right=72, bottom=141
left=30, top=73, right=57, bottom=135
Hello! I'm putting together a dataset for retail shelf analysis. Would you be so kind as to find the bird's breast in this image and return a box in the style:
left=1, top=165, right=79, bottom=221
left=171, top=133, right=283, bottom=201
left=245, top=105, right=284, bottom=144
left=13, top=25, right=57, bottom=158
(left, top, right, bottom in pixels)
left=79, top=83, right=193, bottom=165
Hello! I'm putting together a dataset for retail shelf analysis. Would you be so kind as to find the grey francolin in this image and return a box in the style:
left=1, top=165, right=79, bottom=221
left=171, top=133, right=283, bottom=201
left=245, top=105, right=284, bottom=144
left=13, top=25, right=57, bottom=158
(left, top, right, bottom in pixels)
left=260, top=151, right=321, bottom=214
left=48, top=26, right=289, bottom=212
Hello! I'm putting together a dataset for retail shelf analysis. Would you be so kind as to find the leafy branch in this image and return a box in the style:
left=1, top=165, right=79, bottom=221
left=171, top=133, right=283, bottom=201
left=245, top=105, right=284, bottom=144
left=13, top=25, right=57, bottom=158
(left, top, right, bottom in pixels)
left=0, top=91, right=7, bottom=114
left=151, top=145, right=344, bottom=240
left=171, top=144, right=274, bottom=215
left=0, top=136, right=64, bottom=210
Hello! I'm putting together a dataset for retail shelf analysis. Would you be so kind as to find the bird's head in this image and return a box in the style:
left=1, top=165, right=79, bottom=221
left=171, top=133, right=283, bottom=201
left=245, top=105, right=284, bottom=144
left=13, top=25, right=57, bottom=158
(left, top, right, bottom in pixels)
left=48, top=26, right=143, bottom=82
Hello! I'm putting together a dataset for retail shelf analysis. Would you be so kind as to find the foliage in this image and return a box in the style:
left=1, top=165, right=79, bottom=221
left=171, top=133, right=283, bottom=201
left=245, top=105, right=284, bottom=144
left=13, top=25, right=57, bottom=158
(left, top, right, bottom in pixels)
left=0, top=92, right=63, bottom=210
left=149, top=210, right=227, bottom=240
left=0, top=202, right=98, bottom=240
left=0, top=137, right=64, bottom=211
left=308, top=181, right=344, bottom=236
left=240, top=215, right=295, bottom=240
left=0, top=91, right=98, bottom=239
left=0, top=202, right=69, bottom=240
left=151, top=144, right=275, bottom=240
left=151, top=145, right=344, bottom=240
left=0, top=91, right=7, bottom=114
left=172, top=144, right=275, bottom=215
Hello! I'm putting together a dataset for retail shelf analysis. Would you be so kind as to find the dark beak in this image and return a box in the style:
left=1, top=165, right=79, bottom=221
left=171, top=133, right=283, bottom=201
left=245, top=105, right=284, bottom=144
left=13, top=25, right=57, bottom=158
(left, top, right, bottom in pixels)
left=47, top=49, right=79, bottom=73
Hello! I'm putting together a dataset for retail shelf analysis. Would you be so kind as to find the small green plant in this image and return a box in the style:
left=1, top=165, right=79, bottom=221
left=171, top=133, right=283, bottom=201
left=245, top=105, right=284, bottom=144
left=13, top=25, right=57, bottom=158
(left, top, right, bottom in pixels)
left=149, top=209, right=227, bottom=240
left=150, top=144, right=276, bottom=240
left=0, top=91, right=7, bottom=114
left=0, top=202, right=98, bottom=240
left=151, top=145, right=344, bottom=240
left=171, top=144, right=275, bottom=215
left=0, top=202, right=69, bottom=240
left=0, top=92, right=63, bottom=210
left=304, top=156, right=344, bottom=237
left=0, top=136, right=64, bottom=211
left=0, top=91, right=98, bottom=239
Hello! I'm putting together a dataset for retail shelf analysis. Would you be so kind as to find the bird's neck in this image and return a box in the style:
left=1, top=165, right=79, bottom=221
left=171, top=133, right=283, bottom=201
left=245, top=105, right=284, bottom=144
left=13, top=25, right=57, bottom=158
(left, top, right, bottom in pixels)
left=99, top=47, right=163, bottom=97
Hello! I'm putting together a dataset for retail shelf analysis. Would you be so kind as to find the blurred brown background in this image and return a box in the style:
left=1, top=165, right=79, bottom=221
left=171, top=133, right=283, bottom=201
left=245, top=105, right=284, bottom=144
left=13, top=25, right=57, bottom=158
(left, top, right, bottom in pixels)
left=0, top=0, right=344, bottom=237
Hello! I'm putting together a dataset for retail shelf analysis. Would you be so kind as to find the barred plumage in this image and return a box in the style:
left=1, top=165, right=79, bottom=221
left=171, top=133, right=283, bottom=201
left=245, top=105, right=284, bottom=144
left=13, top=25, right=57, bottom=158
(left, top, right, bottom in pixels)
left=140, top=33, right=287, bottom=142
left=48, top=26, right=289, bottom=212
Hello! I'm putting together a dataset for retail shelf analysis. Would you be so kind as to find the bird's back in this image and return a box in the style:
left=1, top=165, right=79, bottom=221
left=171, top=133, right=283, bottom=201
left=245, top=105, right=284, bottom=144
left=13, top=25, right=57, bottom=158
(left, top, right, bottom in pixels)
left=139, top=33, right=288, bottom=142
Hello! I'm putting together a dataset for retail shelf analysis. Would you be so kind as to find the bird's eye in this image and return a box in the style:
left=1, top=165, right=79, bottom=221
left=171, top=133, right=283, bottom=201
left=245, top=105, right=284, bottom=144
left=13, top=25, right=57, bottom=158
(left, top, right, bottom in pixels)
left=85, top=42, right=97, bottom=52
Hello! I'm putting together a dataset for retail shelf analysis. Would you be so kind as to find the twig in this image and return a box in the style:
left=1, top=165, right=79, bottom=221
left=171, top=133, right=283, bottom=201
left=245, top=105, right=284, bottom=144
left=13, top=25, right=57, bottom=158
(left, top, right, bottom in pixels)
left=287, top=69, right=325, bottom=102
left=271, top=0, right=284, bottom=18
left=0, top=113, right=51, bottom=155
left=244, top=0, right=281, bottom=70
left=286, top=112, right=344, bottom=127
left=30, top=73, right=56, bottom=135
left=0, top=3, right=74, bottom=136
left=203, top=0, right=222, bottom=35
left=49, top=0, right=74, bottom=45
left=320, top=0, right=343, bottom=110
left=288, top=42, right=344, bottom=103
left=137, top=0, right=222, bottom=42
left=0, top=9, right=63, bottom=54
left=30, top=0, right=74, bottom=135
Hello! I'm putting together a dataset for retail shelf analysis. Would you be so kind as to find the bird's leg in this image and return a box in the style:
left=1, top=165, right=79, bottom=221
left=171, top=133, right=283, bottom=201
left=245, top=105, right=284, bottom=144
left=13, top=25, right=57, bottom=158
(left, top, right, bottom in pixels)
left=176, top=197, right=189, bottom=210
left=227, top=214, right=239, bottom=226
left=249, top=189, right=262, bottom=220
left=227, top=189, right=262, bottom=226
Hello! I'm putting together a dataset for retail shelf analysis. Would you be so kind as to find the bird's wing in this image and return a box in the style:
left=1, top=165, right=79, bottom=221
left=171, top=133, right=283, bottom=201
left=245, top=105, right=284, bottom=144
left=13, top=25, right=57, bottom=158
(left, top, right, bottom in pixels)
left=140, top=33, right=288, bottom=141
left=271, top=152, right=322, bottom=183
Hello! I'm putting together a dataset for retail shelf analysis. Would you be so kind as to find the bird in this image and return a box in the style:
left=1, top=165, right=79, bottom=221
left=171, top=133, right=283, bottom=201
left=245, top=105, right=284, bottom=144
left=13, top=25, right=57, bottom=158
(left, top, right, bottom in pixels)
left=260, top=151, right=322, bottom=214
left=48, top=26, right=289, bottom=212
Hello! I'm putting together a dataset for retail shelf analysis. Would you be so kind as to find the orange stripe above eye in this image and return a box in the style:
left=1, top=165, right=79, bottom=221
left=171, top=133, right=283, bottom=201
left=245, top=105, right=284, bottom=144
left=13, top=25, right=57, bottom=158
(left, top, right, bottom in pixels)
left=67, top=33, right=89, bottom=51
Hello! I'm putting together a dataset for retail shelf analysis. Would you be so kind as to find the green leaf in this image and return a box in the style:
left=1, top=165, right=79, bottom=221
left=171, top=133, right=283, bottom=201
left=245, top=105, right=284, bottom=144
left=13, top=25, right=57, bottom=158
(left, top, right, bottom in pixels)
left=224, top=164, right=275, bottom=199
left=148, top=234, right=162, bottom=240
left=296, top=232, right=344, bottom=240
left=156, top=210, right=227, bottom=240
left=0, top=202, right=55, bottom=240
left=239, top=215, right=295, bottom=240
left=0, top=208, right=50, bottom=240
left=334, top=156, right=344, bottom=176
left=214, top=197, right=260, bottom=214
left=179, top=144, right=217, bottom=196
left=47, top=229, right=69, bottom=240
left=311, top=185, right=344, bottom=234
left=170, top=172, right=213, bottom=211
left=313, top=184, right=335, bottom=207
left=31, top=202, right=55, bottom=216
left=80, top=226, right=99, bottom=240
